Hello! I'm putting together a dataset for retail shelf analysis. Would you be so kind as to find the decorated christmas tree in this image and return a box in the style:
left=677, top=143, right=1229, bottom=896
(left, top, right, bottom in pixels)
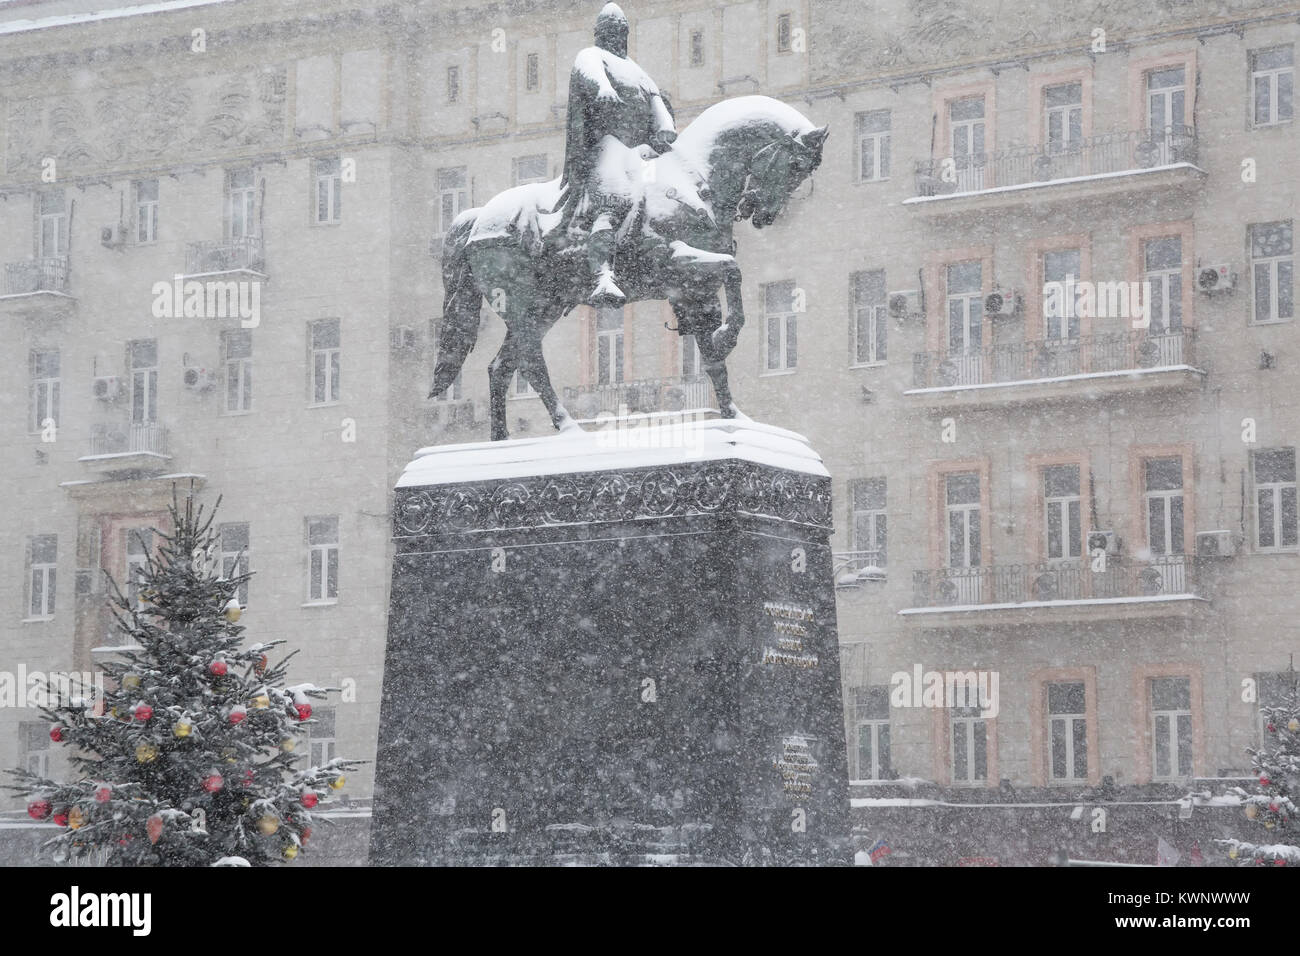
left=6, top=487, right=358, bottom=866
left=1219, top=665, right=1300, bottom=866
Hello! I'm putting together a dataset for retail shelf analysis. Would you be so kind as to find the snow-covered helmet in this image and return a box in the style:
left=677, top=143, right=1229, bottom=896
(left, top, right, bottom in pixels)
left=595, top=3, right=629, bottom=56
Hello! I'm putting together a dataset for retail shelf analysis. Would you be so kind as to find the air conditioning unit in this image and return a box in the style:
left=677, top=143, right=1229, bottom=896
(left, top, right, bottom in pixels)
left=1197, top=264, right=1234, bottom=293
left=985, top=288, right=1020, bottom=317
left=100, top=222, right=128, bottom=248
left=390, top=326, right=418, bottom=350
left=183, top=366, right=213, bottom=391
left=92, top=375, right=123, bottom=402
left=1196, top=530, right=1238, bottom=558
left=887, top=290, right=922, bottom=320
left=1087, top=530, right=1121, bottom=555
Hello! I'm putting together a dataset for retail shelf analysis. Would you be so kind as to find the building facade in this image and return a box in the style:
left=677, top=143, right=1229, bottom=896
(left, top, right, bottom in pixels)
left=0, top=0, right=1296, bottom=864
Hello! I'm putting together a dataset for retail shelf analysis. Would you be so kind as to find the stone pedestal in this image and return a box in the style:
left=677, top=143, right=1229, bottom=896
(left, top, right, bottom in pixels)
left=369, top=419, right=851, bottom=865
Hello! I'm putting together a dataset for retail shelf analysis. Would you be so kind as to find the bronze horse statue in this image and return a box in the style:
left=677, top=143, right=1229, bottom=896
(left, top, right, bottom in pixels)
left=429, top=95, right=828, bottom=441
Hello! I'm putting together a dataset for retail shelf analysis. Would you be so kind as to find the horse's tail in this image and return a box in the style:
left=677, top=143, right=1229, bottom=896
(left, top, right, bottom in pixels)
left=429, top=213, right=481, bottom=399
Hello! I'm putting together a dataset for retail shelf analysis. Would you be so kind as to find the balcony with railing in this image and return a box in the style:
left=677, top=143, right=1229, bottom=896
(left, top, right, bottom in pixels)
left=563, top=376, right=716, bottom=421
left=1, top=256, right=73, bottom=314
left=834, top=551, right=887, bottom=588
left=908, top=329, right=1203, bottom=407
left=903, top=555, right=1207, bottom=625
left=183, top=236, right=266, bottom=277
left=906, top=126, right=1202, bottom=210
left=79, top=422, right=171, bottom=474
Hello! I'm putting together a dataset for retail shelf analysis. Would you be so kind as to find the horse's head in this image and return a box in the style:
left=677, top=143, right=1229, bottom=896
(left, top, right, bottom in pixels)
left=737, top=125, right=828, bottom=229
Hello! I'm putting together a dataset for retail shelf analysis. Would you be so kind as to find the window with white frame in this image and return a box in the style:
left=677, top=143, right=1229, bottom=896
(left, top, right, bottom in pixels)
left=306, top=516, right=339, bottom=603
left=1254, top=448, right=1298, bottom=550
left=437, top=167, right=469, bottom=236
left=1044, top=81, right=1083, bottom=153
left=1146, top=65, right=1186, bottom=134
left=125, top=528, right=152, bottom=611
left=513, top=154, right=549, bottom=186
left=596, top=306, right=624, bottom=385
left=1143, top=236, right=1183, bottom=333
left=309, top=319, right=341, bottom=405
left=525, top=52, right=539, bottom=92
left=222, top=329, right=252, bottom=414
left=128, top=339, right=158, bottom=425
left=946, top=260, right=983, bottom=369
left=1151, top=676, right=1193, bottom=780
left=681, top=336, right=703, bottom=379
left=314, top=156, right=342, bottom=224
left=1251, top=46, right=1293, bottom=127
left=135, top=179, right=159, bottom=243
left=29, top=349, right=59, bottom=433
left=225, top=168, right=257, bottom=239
left=852, top=269, right=887, bottom=365
left=854, top=686, right=892, bottom=780
left=1145, top=458, right=1185, bottom=555
left=764, top=280, right=797, bottom=372
left=1043, top=463, right=1082, bottom=561
left=28, top=534, right=56, bottom=619
left=855, top=110, right=890, bottom=182
left=446, top=65, right=460, bottom=103
left=22, top=722, right=49, bottom=777
left=951, top=705, right=988, bottom=785
left=1250, top=221, right=1293, bottom=324
left=849, top=477, right=886, bottom=565
left=948, top=97, right=986, bottom=190
left=1047, top=681, right=1088, bottom=782
left=219, top=522, right=250, bottom=607
left=945, top=472, right=981, bottom=571
left=776, top=13, right=793, bottom=54
left=39, top=190, right=67, bottom=258
left=308, top=706, right=337, bottom=767
left=1042, top=249, right=1082, bottom=339
left=689, top=29, right=705, bottom=67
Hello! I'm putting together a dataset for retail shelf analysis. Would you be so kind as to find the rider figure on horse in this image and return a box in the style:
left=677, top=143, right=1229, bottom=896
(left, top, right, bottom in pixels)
left=556, top=3, right=677, bottom=305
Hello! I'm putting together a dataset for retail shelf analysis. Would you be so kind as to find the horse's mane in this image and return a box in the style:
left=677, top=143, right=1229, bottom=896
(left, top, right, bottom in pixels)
left=672, top=95, right=816, bottom=170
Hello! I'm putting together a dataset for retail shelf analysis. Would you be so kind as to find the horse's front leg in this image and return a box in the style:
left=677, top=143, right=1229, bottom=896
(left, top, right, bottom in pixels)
left=713, top=260, right=746, bottom=358
left=515, top=305, right=578, bottom=434
left=487, top=332, right=517, bottom=441
left=672, top=294, right=736, bottom=420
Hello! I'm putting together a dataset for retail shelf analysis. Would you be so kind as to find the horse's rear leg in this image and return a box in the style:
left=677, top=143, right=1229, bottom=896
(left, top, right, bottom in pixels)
left=487, top=332, right=517, bottom=441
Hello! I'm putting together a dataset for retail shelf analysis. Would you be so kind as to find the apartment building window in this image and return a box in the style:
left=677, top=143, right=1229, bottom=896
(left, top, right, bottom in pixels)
left=513, top=154, right=548, bottom=186
left=776, top=13, right=792, bottom=54
left=225, top=169, right=257, bottom=239
left=222, top=329, right=252, bottom=414
left=1143, top=236, right=1183, bottom=332
left=1042, top=464, right=1082, bottom=561
left=764, top=280, right=797, bottom=372
left=314, top=156, right=342, bottom=224
left=1145, top=458, right=1185, bottom=555
left=595, top=306, right=624, bottom=385
left=951, top=705, right=988, bottom=785
left=856, top=110, right=890, bottom=183
left=437, top=167, right=469, bottom=236
left=1151, top=676, right=1193, bottom=780
left=1042, top=249, right=1082, bottom=339
left=855, top=686, right=892, bottom=780
left=308, top=706, right=337, bottom=766
left=1254, top=448, right=1297, bottom=551
left=949, top=97, right=986, bottom=191
left=309, top=319, right=341, bottom=405
left=525, top=52, right=539, bottom=92
left=219, top=522, right=250, bottom=606
left=946, top=472, right=982, bottom=582
left=689, top=29, right=705, bottom=67
left=681, top=337, right=703, bottom=379
left=1047, top=681, right=1088, bottom=782
left=446, top=65, right=460, bottom=104
left=22, top=722, right=49, bottom=777
left=128, top=339, right=158, bottom=425
left=1250, top=221, right=1293, bottom=324
left=1146, top=66, right=1186, bottom=133
left=306, top=516, right=339, bottom=603
left=126, top=529, right=152, bottom=611
left=28, top=534, right=56, bottom=620
left=29, top=349, right=59, bottom=433
left=1251, top=46, right=1293, bottom=127
left=135, top=179, right=159, bottom=243
left=1044, top=82, right=1083, bottom=153
left=946, top=262, right=983, bottom=386
left=852, top=269, right=887, bottom=365
left=39, top=190, right=67, bottom=258
left=849, top=477, right=887, bottom=564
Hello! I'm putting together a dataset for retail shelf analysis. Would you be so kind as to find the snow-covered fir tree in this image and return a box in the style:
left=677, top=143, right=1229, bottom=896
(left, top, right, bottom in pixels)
left=7, top=488, right=358, bottom=866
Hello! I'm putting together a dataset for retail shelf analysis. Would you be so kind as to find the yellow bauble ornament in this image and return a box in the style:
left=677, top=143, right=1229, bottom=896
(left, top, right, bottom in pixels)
left=1245, top=803, right=1259, bottom=820
left=330, top=775, right=345, bottom=790
left=135, top=742, right=158, bottom=763
left=1289, top=718, right=1300, bottom=733
left=223, top=599, right=242, bottom=623
left=283, top=844, right=299, bottom=860
left=110, top=707, right=123, bottom=720
left=222, top=747, right=237, bottom=764
left=68, top=806, right=87, bottom=830
left=122, top=674, right=141, bottom=690
left=280, top=738, right=295, bottom=753
left=1266, top=821, right=1275, bottom=830
left=173, top=720, right=192, bottom=738
left=252, top=694, right=270, bottom=710
left=256, top=815, right=280, bottom=835
left=1229, top=847, right=1239, bottom=860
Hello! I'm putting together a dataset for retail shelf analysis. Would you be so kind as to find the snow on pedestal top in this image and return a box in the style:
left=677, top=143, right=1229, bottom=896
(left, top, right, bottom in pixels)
left=397, top=417, right=829, bottom=488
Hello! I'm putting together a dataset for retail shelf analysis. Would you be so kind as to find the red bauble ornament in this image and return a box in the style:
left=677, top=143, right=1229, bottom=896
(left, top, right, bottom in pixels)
left=27, top=799, right=52, bottom=820
left=1260, top=775, right=1271, bottom=786
left=94, top=785, right=112, bottom=803
left=242, top=770, right=255, bottom=787
left=295, top=702, right=312, bottom=721
left=133, top=703, right=153, bottom=722
left=1268, top=723, right=1277, bottom=733
left=1270, top=802, right=1280, bottom=813
left=209, top=660, right=228, bottom=677
left=49, top=725, right=64, bottom=743
left=300, top=792, right=319, bottom=809
left=300, top=826, right=312, bottom=844
left=255, top=654, right=268, bottom=675
left=52, top=811, right=69, bottom=827
left=202, top=773, right=224, bottom=793
left=229, top=707, right=247, bottom=725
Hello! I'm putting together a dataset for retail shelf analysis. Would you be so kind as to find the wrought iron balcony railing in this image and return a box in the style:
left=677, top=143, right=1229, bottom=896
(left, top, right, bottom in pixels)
left=563, top=376, right=716, bottom=418
left=87, top=422, right=168, bottom=457
left=911, top=555, right=1197, bottom=608
left=184, top=236, right=265, bottom=276
left=911, top=328, right=1196, bottom=390
left=913, top=125, right=1197, bottom=197
left=834, top=550, right=887, bottom=587
left=4, top=256, right=70, bottom=295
